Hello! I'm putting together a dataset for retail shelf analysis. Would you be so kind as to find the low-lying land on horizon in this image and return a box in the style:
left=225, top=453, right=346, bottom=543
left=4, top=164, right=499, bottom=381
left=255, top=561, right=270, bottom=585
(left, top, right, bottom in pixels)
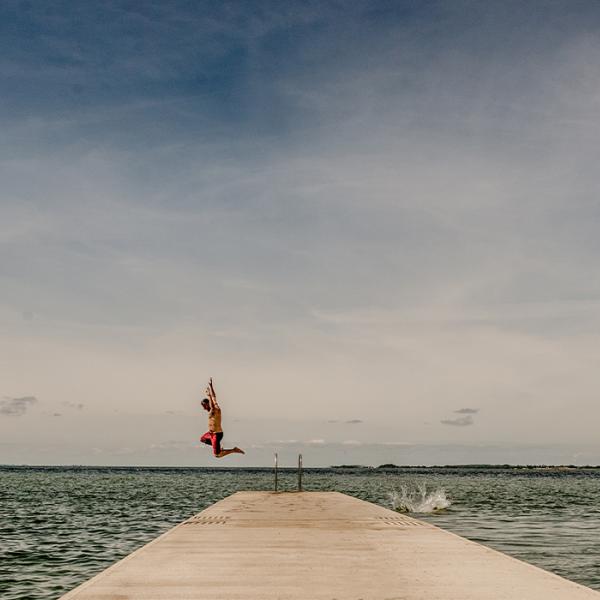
left=2, top=463, right=600, bottom=471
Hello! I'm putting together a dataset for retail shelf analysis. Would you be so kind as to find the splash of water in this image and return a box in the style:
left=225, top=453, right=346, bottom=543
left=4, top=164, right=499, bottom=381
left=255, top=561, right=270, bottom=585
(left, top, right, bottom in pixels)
left=389, top=483, right=451, bottom=513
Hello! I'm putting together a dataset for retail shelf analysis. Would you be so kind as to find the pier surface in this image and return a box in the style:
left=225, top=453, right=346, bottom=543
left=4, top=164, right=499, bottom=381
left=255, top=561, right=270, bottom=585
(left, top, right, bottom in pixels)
left=61, top=491, right=600, bottom=599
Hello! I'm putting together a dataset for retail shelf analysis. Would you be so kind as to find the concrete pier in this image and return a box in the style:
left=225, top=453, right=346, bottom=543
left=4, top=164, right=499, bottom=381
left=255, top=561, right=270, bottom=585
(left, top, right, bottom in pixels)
left=61, top=491, right=600, bottom=599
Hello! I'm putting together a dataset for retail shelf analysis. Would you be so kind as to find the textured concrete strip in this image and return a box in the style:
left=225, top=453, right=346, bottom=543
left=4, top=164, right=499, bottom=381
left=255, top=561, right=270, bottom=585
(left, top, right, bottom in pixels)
left=60, top=491, right=600, bottom=600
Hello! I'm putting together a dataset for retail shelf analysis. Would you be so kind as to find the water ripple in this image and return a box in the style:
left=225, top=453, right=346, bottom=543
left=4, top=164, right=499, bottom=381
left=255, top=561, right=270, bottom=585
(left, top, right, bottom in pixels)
left=2, top=467, right=600, bottom=599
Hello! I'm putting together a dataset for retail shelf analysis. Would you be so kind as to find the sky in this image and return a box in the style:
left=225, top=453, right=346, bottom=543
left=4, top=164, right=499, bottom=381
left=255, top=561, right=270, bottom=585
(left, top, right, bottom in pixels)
left=2, top=0, right=600, bottom=466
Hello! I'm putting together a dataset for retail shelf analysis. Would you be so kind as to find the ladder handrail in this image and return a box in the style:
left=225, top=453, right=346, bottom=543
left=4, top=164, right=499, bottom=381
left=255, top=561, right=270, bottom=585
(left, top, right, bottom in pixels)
left=273, top=453, right=304, bottom=492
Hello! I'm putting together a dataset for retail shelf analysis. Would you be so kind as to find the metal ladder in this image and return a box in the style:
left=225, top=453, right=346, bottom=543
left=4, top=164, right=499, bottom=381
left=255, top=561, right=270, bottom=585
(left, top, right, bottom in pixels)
left=273, top=453, right=303, bottom=492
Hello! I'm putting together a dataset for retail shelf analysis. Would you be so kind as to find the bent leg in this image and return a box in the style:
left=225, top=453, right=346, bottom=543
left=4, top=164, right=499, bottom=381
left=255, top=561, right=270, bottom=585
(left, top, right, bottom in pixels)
left=211, top=432, right=224, bottom=456
left=209, top=432, right=244, bottom=457
left=200, top=432, right=213, bottom=446
left=216, top=447, right=245, bottom=458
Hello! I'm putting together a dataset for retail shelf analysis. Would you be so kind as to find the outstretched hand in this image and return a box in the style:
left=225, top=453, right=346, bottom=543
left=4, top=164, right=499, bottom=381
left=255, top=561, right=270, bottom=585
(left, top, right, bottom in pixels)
left=206, top=378, right=215, bottom=399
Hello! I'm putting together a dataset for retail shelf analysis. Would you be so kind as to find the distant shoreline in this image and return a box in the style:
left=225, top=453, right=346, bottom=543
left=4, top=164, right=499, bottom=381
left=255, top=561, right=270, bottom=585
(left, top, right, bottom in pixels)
left=2, top=463, right=600, bottom=470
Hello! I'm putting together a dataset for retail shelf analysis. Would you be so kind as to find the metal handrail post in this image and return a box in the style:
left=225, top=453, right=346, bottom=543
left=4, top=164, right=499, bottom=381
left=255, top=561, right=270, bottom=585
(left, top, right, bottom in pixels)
left=298, top=453, right=303, bottom=491
left=274, top=453, right=278, bottom=492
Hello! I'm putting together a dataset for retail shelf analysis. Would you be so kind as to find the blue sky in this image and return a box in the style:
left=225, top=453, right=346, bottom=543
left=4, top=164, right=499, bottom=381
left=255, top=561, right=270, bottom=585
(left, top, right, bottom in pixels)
left=2, top=1, right=600, bottom=466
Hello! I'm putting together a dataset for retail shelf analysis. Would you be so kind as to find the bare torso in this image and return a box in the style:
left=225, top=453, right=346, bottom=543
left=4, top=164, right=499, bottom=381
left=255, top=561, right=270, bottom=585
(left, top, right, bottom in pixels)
left=208, top=407, right=222, bottom=433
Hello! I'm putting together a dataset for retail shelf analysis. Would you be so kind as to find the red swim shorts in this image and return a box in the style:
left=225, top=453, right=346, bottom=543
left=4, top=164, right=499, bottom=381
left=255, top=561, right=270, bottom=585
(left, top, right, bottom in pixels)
left=200, top=431, right=223, bottom=456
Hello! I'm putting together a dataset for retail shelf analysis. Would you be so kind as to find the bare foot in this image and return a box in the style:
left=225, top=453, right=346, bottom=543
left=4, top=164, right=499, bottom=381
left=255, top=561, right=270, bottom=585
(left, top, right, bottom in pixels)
left=234, top=447, right=245, bottom=454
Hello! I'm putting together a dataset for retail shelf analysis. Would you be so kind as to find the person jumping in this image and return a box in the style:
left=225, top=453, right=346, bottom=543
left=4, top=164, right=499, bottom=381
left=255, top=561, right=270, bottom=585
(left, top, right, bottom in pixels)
left=200, top=378, right=245, bottom=458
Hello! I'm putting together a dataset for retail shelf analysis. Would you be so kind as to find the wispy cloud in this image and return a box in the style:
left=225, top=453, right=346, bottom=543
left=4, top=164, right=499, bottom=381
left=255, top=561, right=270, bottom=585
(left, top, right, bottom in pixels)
left=441, top=407, right=480, bottom=426
left=62, top=401, right=84, bottom=410
left=0, top=396, right=37, bottom=417
left=148, top=440, right=192, bottom=451
left=441, top=415, right=474, bottom=427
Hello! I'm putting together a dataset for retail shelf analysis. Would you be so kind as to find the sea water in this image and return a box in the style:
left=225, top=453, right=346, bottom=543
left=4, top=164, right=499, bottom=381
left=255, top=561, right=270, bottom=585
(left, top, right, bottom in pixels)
left=1, top=466, right=600, bottom=599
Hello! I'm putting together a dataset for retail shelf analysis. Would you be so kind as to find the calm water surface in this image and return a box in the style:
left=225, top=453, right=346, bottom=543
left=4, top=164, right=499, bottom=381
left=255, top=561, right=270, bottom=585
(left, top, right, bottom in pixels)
left=1, top=466, right=600, bottom=599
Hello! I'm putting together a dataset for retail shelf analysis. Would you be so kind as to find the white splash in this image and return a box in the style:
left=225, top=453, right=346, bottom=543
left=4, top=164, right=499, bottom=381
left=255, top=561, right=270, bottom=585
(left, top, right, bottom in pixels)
left=389, top=483, right=451, bottom=513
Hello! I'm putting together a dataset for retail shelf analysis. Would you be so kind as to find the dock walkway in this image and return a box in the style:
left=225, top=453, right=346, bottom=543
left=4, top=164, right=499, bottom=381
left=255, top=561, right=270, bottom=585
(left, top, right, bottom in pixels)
left=61, top=491, right=600, bottom=599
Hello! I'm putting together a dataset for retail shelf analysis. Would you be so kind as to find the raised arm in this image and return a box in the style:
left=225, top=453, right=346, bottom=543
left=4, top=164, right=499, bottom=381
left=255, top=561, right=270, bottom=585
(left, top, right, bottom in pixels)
left=206, top=377, right=220, bottom=409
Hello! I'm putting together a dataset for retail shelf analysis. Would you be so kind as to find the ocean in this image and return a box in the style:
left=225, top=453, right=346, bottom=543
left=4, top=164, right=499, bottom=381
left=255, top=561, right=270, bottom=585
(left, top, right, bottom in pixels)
left=2, top=465, right=600, bottom=599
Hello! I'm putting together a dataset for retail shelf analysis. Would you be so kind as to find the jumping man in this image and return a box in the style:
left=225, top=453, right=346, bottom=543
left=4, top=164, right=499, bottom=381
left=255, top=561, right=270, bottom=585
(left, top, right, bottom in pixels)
left=200, top=378, right=245, bottom=458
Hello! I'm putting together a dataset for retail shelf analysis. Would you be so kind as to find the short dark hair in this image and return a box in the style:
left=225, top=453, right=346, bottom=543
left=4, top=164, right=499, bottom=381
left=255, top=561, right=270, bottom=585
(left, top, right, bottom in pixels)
left=201, top=398, right=210, bottom=405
